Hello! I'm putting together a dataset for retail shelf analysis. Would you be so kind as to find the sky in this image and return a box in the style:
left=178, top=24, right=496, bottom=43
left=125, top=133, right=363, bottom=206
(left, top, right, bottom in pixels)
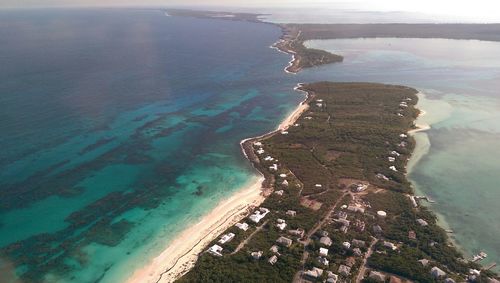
left=1, top=0, right=500, bottom=22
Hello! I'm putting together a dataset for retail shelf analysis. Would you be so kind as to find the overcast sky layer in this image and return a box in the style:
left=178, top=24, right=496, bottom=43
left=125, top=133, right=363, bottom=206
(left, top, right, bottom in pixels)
left=2, top=0, right=500, bottom=22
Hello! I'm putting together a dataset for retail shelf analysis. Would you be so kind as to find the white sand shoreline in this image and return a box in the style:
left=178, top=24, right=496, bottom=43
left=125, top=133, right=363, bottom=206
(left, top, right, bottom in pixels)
left=127, top=177, right=265, bottom=283
left=127, top=84, right=309, bottom=283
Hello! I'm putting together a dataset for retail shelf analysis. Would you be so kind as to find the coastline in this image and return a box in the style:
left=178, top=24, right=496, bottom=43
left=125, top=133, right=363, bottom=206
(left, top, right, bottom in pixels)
left=127, top=176, right=265, bottom=283
left=127, top=84, right=310, bottom=283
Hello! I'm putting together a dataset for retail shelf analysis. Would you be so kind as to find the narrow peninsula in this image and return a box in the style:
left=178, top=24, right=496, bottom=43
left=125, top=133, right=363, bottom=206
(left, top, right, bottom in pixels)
left=179, top=82, right=498, bottom=282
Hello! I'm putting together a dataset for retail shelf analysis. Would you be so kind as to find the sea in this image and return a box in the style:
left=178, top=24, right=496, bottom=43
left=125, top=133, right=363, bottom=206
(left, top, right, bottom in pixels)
left=1, top=8, right=500, bottom=283
left=304, top=37, right=500, bottom=271
left=0, top=8, right=302, bottom=282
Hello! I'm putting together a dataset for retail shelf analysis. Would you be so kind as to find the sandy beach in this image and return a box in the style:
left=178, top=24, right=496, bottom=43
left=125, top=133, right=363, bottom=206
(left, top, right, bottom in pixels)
left=127, top=177, right=265, bottom=283
left=127, top=84, right=309, bottom=283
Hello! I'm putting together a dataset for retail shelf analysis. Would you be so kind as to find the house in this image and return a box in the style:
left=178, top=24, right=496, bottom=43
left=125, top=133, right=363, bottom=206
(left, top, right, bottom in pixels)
left=389, top=166, right=398, bottom=172
left=338, top=264, right=351, bottom=276
left=281, top=179, right=289, bottom=186
left=288, top=228, right=305, bottom=238
left=418, top=258, right=429, bottom=266
left=274, top=190, right=284, bottom=196
left=286, top=210, right=296, bottom=217
left=377, top=210, right=387, bottom=218
left=254, top=141, right=262, bottom=147
left=269, top=164, right=278, bottom=171
left=353, top=248, right=362, bottom=257
left=444, top=278, right=456, bottom=283
left=249, top=207, right=270, bottom=223
left=335, top=218, right=350, bottom=226
left=388, top=157, right=396, bottom=162
left=319, top=236, right=332, bottom=247
left=251, top=251, right=263, bottom=259
left=369, top=271, right=386, bottom=282
left=347, top=205, right=365, bottom=214
left=268, top=255, right=278, bottom=265
left=208, top=244, right=223, bottom=257
left=383, top=241, right=397, bottom=250
left=342, top=241, right=351, bottom=249
left=340, top=225, right=348, bottom=234
left=319, top=247, right=329, bottom=256
left=304, top=267, right=324, bottom=279
left=281, top=131, right=288, bottom=135
left=400, top=133, right=408, bottom=138
left=345, top=257, right=356, bottom=267
left=319, top=230, right=329, bottom=237
left=417, top=218, right=428, bottom=226
left=276, top=219, right=287, bottom=231
left=264, top=156, right=273, bottom=161
left=431, top=266, right=446, bottom=278
left=256, top=148, right=265, bottom=155
left=269, top=245, right=279, bottom=253
left=352, top=239, right=366, bottom=247
left=376, top=173, right=390, bottom=181
left=276, top=236, right=293, bottom=247
left=355, top=222, right=366, bottom=234
left=315, top=184, right=322, bottom=188
left=235, top=222, right=249, bottom=231
left=318, top=256, right=329, bottom=266
left=218, top=233, right=235, bottom=244
left=373, top=225, right=383, bottom=234
left=336, top=211, right=347, bottom=219
left=326, top=271, right=339, bottom=283
left=408, top=230, right=417, bottom=240
left=390, top=151, right=401, bottom=156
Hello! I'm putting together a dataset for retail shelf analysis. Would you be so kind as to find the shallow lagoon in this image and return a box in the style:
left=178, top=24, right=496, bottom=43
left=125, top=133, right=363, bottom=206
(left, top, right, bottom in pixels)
left=306, top=37, right=500, bottom=270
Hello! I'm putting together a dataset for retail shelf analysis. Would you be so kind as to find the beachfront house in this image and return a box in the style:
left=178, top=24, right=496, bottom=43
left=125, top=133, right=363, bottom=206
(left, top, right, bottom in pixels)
left=218, top=233, right=235, bottom=244
left=417, top=218, right=429, bottom=226
left=208, top=244, right=223, bottom=257
left=249, top=207, right=270, bottom=223
left=431, top=266, right=446, bottom=279
left=235, top=222, right=249, bottom=231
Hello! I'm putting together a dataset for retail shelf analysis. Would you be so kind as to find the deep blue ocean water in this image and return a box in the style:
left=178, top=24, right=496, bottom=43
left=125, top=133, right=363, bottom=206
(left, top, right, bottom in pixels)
left=0, top=9, right=301, bottom=282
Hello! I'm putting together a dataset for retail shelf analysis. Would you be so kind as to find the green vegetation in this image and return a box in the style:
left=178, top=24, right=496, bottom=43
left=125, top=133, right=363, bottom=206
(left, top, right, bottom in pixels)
left=179, top=82, right=497, bottom=282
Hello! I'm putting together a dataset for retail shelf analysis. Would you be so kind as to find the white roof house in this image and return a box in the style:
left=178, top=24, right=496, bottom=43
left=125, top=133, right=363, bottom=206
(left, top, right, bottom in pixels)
left=319, top=247, right=329, bottom=256
left=417, top=218, right=428, bottom=226
left=286, top=210, right=296, bottom=217
left=279, top=173, right=287, bottom=178
left=342, top=242, right=351, bottom=249
left=256, top=148, right=265, bottom=155
left=276, top=236, right=293, bottom=247
left=319, top=236, right=332, bottom=247
left=269, top=164, right=278, bottom=171
left=388, top=157, right=396, bottom=162
left=249, top=207, right=270, bottom=223
left=282, top=179, right=289, bottom=186
left=383, top=241, right=397, bottom=250
left=304, top=267, right=324, bottom=279
left=218, top=233, right=235, bottom=244
left=208, top=244, right=223, bottom=257
left=389, top=166, right=398, bottom=171
left=264, top=156, right=273, bottom=161
left=431, top=266, right=446, bottom=278
left=235, top=222, right=249, bottom=231
left=268, top=255, right=278, bottom=265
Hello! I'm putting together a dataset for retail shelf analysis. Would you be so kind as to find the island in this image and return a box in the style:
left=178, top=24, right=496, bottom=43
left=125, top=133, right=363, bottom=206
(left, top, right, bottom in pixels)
left=178, top=82, right=497, bottom=282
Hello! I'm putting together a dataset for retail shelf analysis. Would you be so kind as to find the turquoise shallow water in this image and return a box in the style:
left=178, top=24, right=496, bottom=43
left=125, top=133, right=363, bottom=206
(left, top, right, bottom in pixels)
left=305, top=37, right=500, bottom=270
left=0, top=9, right=302, bottom=282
